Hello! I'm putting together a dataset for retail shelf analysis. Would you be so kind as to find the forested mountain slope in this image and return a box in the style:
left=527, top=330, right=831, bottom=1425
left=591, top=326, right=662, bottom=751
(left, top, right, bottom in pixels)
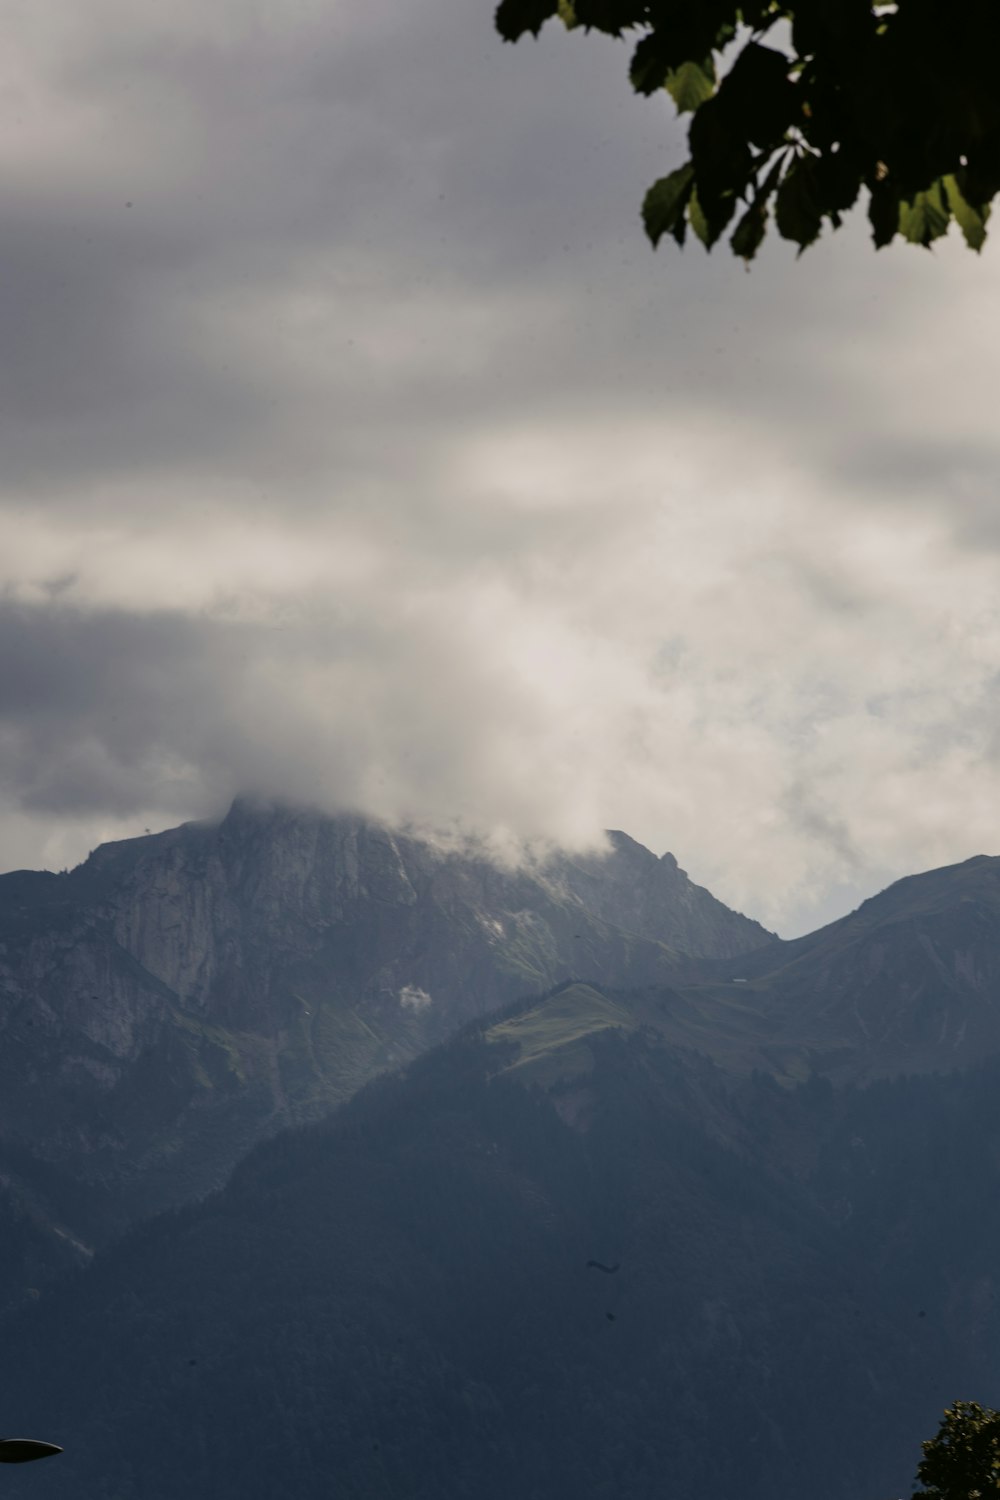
left=6, top=982, right=1000, bottom=1500
left=7, top=834, right=1000, bottom=1499
left=0, top=798, right=769, bottom=1303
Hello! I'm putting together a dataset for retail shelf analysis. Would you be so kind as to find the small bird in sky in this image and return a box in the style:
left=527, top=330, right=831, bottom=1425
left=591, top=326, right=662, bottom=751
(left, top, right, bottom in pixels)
left=586, top=1260, right=620, bottom=1274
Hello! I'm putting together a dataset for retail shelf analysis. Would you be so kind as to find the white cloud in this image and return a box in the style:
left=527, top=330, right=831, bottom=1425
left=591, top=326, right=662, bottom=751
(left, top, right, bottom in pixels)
left=399, top=985, right=432, bottom=1014
left=1, top=0, right=1000, bottom=940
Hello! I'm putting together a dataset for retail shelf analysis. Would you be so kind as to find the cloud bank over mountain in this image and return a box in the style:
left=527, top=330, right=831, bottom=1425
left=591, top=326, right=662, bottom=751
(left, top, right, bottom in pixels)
left=3, top=0, right=1000, bottom=932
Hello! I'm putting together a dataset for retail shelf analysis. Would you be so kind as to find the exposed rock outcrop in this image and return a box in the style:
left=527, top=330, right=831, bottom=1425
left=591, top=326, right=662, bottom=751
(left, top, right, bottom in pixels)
left=0, top=798, right=769, bottom=1296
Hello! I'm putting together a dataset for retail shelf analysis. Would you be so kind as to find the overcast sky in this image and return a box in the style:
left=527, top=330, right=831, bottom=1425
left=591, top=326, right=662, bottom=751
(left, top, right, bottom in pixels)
left=3, top=0, right=1000, bottom=935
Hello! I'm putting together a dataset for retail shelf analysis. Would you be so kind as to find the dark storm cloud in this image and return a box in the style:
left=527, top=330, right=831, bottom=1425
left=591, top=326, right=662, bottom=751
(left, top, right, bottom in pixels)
left=0, top=0, right=793, bottom=503
left=0, top=603, right=227, bottom=815
left=0, top=200, right=271, bottom=491
left=0, top=0, right=986, bottom=511
left=0, top=599, right=406, bottom=823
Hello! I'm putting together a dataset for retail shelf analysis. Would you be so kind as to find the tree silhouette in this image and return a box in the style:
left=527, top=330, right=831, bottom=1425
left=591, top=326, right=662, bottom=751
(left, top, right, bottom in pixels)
left=495, top=1, right=996, bottom=261
left=911, top=1401, right=1000, bottom=1499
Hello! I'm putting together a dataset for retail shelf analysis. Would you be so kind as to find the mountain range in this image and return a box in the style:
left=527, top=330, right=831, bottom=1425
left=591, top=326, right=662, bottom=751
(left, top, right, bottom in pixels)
left=0, top=798, right=768, bottom=1301
left=3, top=803, right=1000, bottom=1499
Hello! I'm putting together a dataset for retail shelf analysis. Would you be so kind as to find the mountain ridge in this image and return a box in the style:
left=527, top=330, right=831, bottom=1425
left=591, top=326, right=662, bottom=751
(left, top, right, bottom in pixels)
left=710, top=851, right=1000, bottom=1080
left=0, top=797, right=769, bottom=1302
left=4, top=836, right=1000, bottom=1495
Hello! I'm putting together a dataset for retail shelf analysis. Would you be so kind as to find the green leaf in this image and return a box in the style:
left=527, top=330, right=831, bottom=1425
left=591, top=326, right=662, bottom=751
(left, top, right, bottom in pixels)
left=494, top=0, right=558, bottom=41
left=689, top=186, right=711, bottom=247
left=629, top=34, right=672, bottom=96
left=943, top=172, right=990, bottom=251
left=572, top=0, right=646, bottom=34
left=729, top=150, right=787, bottom=262
left=775, top=154, right=824, bottom=250
left=642, top=163, right=695, bottom=248
left=688, top=184, right=736, bottom=249
left=665, top=59, right=716, bottom=115
left=898, top=180, right=950, bottom=247
left=868, top=177, right=901, bottom=248
left=716, top=43, right=797, bottom=150
left=689, top=95, right=754, bottom=198
left=816, top=147, right=863, bottom=217
left=624, top=6, right=738, bottom=72
left=729, top=201, right=767, bottom=261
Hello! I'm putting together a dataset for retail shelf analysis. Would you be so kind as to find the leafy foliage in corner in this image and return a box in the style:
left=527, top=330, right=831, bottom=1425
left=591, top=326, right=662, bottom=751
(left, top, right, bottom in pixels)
left=494, top=0, right=998, bottom=260
left=912, top=1401, right=1000, bottom=1499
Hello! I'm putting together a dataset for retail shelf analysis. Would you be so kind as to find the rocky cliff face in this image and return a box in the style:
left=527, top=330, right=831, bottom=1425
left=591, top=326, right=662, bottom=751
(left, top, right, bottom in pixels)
left=548, top=829, right=773, bottom=959
left=0, top=799, right=769, bottom=1293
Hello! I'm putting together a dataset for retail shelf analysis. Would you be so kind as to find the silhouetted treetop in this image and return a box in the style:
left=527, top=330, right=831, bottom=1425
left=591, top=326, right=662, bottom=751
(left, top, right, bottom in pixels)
left=495, top=1, right=996, bottom=260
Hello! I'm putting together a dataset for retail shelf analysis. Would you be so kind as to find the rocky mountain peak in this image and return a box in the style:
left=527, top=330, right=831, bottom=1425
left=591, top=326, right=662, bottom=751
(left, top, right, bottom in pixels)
left=547, top=825, right=772, bottom=960
left=0, top=798, right=769, bottom=1295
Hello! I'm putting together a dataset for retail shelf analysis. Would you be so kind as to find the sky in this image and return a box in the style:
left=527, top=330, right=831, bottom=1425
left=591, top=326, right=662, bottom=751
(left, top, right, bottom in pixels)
left=3, top=0, right=1000, bottom=936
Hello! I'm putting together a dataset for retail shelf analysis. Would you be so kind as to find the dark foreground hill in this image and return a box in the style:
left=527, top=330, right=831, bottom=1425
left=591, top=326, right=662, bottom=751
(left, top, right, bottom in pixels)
left=7, top=969, right=1000, bottom=1500
left=0, top=799, right=769, bottom=1303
